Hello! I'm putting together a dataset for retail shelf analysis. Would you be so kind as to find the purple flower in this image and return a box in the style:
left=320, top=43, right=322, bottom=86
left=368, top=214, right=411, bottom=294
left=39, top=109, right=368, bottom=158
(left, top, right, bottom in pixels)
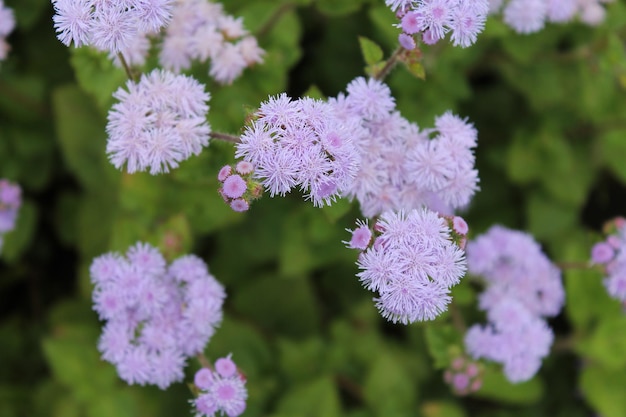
left=465, top=298, right=554, bottom=383
left=466, top=225, right=564, bottom=317
left=0, top=179, right=21, bottom=239
left=344, top=220, right=372, bottom=250
left=160, top=0, right=263, bottom=84
left=222, top=175, right=247, bottom=199
left=398, top=33, right=416, bottom=50
left=235, top=94, right=361, bottom=207
left=503, top=0, right=546, bottom=33
left=391, top=0, right=489, bottom=48
left=591, top=241, right=614, bottom=264
left=353, top=208, right=466, bottom=324
left=592, top=218, right=626, bottom=302
left=230, top=199, right=250, bottom=212
left=106, top=69, right=211, bottom=174
left=90, top=243, right=225, bottom=389
left=52, top=0, right=172, bottom=54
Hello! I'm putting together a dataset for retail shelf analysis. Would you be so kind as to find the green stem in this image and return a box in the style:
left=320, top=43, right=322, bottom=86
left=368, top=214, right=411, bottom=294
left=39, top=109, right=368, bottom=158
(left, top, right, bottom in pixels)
left=117, top=52, right=136, bottom=82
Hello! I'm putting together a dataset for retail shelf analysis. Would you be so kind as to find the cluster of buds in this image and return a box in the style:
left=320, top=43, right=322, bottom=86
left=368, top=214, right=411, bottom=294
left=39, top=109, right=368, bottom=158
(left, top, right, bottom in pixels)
left=193, top=355, right=248, bottom=417
left=217, top=161, right=263, bottom=212
left=443, top=355, right=483, bottom=396
left=590, top=217, right=626, bottom=304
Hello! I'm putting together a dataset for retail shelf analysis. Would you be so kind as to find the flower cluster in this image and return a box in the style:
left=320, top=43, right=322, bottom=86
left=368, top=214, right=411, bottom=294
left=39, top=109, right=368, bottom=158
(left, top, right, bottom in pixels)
left=590, top=217, right=626, bottom=303
left=347, top=208, right=468, bottom=324
left=52, top=0, right=173, bottom=54
left=490, top=0, right=613, bottom=34
left=443, top=355, right=483, bottom=396
left=160, top=0, right=264, bottom=84
left=464, top=225, right=564, bottom=382
left=193, top=355, right=248, bottom=417
left=106, top=69, right=211, bottom=174
left=337, top=77, right=479, bottom=217
left=387, top=0, right=490, bottom=48
left=235, top=94, right=362, bottom=207
left=217, top=161, right=263, bottom=212
left=0, top=0, right=14, bottom=61
left=0, top=179, right=21, bottom=254
left=90, top=243, right=225, bottom=389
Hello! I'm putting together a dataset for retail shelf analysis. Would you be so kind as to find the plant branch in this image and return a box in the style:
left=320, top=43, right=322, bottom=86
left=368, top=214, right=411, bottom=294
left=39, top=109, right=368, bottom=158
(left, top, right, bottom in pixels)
left=210, top=131, right=241, bottom=144
left=256, top=3, right=296, bottom=38
left=373, top=47, right=402, bottom=81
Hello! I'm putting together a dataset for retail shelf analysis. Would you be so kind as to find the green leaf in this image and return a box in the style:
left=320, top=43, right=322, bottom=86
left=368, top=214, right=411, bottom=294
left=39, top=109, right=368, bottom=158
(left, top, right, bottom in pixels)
left=69, top=48, right=127, bottom=113
left=317, top=0, right=365, bottom=16
left=275, top=376, right=342, bottom=417
left=526, top=192, right=577, bottom=241
left=363, top=353, right=418, bottom=417
left=474, top=366, right=543, bottom=404
left=577, top=316, right=626, bottom=370
left=41, top=325, right=117, bottom=403
left=302, top=84, right=326, bottom=100
left=232, top=274, right=321, bottom=338
left=424, top=325, right=462, bottom=369
left=580, top=364, right=626, bottom=417
left=207, top=316, right=273, bottom=379
left=558, top=231, right=621, bottom=331
left=52, top=84, right=120, bottom=190
left=9, top=0, right=48, bottom=29
left=358, top=36, right=384, bottom=66
left=599, top=128, right=626, bottom=185
left=1, top=200, right=37, bottom=262
left=404, top=60, right=426, bottom=80
left=278, top=337, right=326, bottom=382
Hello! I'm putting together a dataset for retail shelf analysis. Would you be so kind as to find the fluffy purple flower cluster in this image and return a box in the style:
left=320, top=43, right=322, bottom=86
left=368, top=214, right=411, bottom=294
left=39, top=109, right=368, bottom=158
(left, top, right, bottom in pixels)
left=490, top=0, right=613, bottom=33
left=52, top=0, right=173, bottom=54
left=464, top=225, right=564, bottom=382
left=160, top=0, right=264, bottom=84
left=443, top=355, right=483, bottom=396
left=336, top=77, right=479, bottom=217
left=387, top=0, right=489, bottom=48
left=348, top=208, right=468, bottom=324
left=90, top=243, right=225, bottom=389
left=106, top=69, right=211, bottom=174
left=0, top=179, right=21, bottom=254
left=232, top=78, right=479, bottom=214
left=0, top=0, right=14, bottom=60
left=590, top=217, right=626, bottom=303
left=193, top=355, right=248, bottom=417
left=235, top=94, right=362, bottom=207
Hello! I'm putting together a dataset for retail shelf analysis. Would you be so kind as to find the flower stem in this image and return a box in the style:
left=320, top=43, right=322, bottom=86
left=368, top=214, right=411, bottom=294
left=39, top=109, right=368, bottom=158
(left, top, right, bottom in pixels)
left=256, top=3, right=295, bottom=38
left=196, top=353, right=212, bottom=369
left=210, top=131, right=241, bottom=144
left=117, top=52, right=137, bottom=82
left=373, top=47, right=402, bottom=81
left=555, top=261, right=594, bottom=271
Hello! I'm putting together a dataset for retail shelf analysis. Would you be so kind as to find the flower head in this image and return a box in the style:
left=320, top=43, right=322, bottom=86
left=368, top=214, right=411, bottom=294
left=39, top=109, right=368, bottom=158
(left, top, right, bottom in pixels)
left=91, top=243, right=225, bottom=388
left=106, top=69, right=211, bottom=174
left=354, top=208, right=467, bottom=324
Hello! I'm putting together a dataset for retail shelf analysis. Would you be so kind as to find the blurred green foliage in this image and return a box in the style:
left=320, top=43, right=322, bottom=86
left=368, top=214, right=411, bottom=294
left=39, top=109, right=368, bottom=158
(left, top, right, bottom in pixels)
left=1, top=0, right=626, bottom=416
